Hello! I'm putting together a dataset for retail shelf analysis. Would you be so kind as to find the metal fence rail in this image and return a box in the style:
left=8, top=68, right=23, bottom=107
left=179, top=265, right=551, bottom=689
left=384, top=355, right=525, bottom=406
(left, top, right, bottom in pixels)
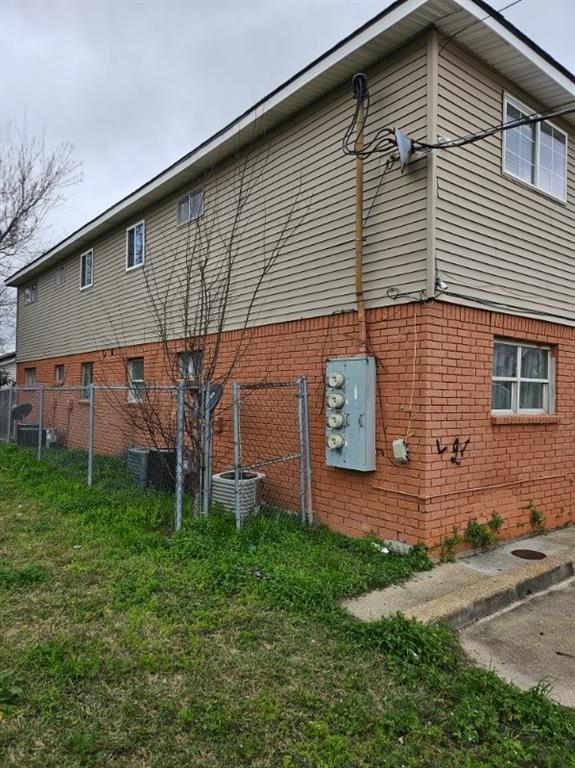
left=0, top=382, right=212, bottom=531
left=231, top=376, right=312, bottom=530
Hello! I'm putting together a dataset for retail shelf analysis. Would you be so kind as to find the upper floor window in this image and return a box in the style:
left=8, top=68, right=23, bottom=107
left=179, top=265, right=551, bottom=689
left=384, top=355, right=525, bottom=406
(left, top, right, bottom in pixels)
left=23, top=284, right=37, bottom=304
left=54, top=265, right=66, bottom=287
left=80, top=250, right=93, bottom=289
left=127, top=357, right=145, bottom=402
left=126, top=221, right=145, bottom=270
left=503, top=97, right=567, bottom=201
left=24, top=367, right=36, bottom=386
left=177, top=191, right=204, bottom=225
left=492, top=339, right=552, bottom=414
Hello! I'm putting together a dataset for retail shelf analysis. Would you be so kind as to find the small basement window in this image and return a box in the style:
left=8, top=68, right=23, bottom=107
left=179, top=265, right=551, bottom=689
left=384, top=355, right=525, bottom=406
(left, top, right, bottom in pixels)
left=177, top=191, right=204, bottom=224
left=127, top=357, right=145, bottom=402
left=24, top=284, right=37, bottom=304
left=80, top=250, right=93, bottom=289
left=492, top=340, right=552, bottom=414
left=126, top=221, right=145, bottom=270
left=503, top=96, right=567, bottom=201
left=81, top=362, right=93, bottom=399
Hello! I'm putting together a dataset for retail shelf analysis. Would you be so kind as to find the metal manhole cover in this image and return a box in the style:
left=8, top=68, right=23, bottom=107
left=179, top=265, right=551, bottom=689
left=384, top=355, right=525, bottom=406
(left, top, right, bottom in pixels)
left=510, top=549, right=547, bottom=560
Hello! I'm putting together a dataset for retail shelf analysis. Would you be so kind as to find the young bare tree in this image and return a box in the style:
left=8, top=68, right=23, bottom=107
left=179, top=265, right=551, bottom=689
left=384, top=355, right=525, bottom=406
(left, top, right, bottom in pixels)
left=0, top=121, right=80, bottom=345
left=102, top=139, right=310, bottom=504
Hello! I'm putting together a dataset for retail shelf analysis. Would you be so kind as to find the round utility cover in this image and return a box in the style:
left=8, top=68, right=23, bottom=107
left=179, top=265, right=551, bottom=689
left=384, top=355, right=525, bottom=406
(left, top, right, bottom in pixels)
left=11, top=403, right=33, bottom=421
left=510, top=549, right=547, bottom=560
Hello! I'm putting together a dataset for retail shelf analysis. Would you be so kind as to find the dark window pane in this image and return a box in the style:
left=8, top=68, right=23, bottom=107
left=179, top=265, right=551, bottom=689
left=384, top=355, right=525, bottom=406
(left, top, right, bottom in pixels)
left=493, top=343, right=517, bottom=377
left=521, top=347, right=548, bottom=379
left=492, top=381, right=513, bottom=410
left=519, top=382, right=544, bottom=410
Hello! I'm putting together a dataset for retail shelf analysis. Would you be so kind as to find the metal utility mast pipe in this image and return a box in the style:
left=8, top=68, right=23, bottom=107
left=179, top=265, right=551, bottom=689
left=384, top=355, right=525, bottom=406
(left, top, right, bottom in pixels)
left=353, top=74, right=367, bottom=354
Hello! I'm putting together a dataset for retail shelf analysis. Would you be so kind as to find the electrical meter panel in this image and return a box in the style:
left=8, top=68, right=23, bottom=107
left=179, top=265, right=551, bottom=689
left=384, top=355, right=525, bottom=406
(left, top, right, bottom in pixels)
left=325, top=356, right=376, bottom=471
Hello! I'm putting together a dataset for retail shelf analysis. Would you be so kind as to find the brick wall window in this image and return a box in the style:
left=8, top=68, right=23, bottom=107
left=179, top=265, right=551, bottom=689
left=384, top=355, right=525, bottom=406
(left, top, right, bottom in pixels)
left=55, top=364, right=65, bottom=384
left=127, top=357, right=145, bottom=402
left=81, top=362, right=93, bottom=399
left=492, top=339, right=552, bottom=414
left=24, top=367, right=36, bottom=385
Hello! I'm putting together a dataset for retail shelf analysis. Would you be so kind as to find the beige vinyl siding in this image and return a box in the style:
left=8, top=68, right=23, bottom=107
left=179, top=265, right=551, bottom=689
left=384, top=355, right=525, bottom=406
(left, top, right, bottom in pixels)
left=16, top=41, right=428, bottom=361
left=435, top=43, right=575, bottom=324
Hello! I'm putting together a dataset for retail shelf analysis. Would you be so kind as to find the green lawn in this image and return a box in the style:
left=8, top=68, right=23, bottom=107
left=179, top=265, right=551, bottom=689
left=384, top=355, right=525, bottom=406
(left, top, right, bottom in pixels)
left=0, top=444, right=573, bottom=767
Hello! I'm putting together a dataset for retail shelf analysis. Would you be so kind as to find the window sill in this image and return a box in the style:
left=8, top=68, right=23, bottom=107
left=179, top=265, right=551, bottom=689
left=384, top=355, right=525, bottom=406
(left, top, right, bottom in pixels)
left=491, top=414, right=560, bottom=426
left=501, top=170, right=567, bottom=206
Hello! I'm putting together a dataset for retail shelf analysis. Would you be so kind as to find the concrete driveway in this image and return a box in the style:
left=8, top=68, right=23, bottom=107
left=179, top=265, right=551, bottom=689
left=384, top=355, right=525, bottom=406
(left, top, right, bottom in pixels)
left=460, top=578, right=575, bottom=709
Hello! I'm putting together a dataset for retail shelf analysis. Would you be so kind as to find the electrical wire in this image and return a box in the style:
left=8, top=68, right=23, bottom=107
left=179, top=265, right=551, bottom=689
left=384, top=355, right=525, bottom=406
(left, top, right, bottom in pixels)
left=341, top=78, right=397, bottom=160
left=438, top=0, right=524, bottom=56
left=363, top=156, right=395, bottom=227
left=411, top=104, right=575, bottom=151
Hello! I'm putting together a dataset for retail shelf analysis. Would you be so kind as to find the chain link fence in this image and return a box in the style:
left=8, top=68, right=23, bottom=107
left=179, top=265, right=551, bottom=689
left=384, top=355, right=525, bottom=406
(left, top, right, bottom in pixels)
left=2, top=377, right=313, bottom=532
left=228, top=377, right=312, bottom=530
left=0, top=383, right=211, bottom=531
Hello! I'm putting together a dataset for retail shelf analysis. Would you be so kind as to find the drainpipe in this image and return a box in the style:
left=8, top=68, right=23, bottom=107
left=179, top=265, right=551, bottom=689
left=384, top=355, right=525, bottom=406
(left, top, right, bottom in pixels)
left=353, top=74, right=367, bottom=355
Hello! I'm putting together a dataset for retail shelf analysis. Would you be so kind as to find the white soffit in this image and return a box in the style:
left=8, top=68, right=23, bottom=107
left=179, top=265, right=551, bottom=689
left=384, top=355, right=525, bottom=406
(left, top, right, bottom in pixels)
left=6, top=0, right=574, bottom=287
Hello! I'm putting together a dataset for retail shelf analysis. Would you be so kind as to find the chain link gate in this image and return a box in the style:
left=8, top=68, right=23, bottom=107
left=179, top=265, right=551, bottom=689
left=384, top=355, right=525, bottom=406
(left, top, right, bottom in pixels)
left=231, top=377, right=312, bottom=530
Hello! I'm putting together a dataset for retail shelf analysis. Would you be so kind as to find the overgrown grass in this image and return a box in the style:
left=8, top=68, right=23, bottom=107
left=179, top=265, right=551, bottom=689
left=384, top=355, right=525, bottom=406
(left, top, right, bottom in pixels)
left=0, top=443, right=573, bottom=767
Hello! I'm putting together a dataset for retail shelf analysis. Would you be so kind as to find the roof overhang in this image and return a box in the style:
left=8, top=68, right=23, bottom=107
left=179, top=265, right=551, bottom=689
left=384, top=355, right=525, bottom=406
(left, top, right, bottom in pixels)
left=6, top=0, right=574, bottom=287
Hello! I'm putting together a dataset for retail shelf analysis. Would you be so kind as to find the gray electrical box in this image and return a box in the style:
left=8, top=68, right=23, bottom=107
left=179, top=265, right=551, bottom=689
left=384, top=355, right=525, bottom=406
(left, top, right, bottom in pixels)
left=325, top=356, right=376, bottom=471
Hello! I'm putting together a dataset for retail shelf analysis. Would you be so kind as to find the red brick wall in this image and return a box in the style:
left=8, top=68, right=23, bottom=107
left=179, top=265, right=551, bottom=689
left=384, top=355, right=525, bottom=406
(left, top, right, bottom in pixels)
left=17, top=301, right=575, bottom=549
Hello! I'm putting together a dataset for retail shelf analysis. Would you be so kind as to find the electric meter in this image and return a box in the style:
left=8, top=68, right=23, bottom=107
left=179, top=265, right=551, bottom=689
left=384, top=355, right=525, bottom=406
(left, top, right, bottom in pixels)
left=327, top=433, right=345, bottom=450
left=327, top=372, right=345, bottom=389
left=327, top=392, right=345, bottom=409
left=325, top=356, right=376, bottom=471
left=327, top=412, right=346, bottom=429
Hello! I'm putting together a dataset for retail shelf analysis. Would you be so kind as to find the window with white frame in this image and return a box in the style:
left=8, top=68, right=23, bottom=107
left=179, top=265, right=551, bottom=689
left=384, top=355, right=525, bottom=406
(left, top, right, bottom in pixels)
left=80, top=250, right=93, bottom=289
left=492, top=340, right=552, bottom=414
left=127, top=357, right=145, bottom=402
left=178, top=350, right=203, bottom=380
left=177, top=190, right=204, bottom=225
left=54, top=265, right=66, bottom=287
left=81, top=362, right=93, bottom=399
left=503, top=97, right=567, bottom=201
left=55, top=364, right=65, bottom=384
left=23, top=284, right=37, bottom=304
left=126, top=222, right=145, bottom=270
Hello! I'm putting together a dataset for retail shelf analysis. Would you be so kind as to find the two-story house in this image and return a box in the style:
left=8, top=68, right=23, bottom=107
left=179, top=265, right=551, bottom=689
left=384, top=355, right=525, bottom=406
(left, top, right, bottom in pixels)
left=6, top=0, right=574, bottom=550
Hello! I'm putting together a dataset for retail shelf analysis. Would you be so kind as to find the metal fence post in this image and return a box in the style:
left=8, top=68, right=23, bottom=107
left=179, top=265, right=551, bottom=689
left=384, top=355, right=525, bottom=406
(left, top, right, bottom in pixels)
left=7, top=386, right=14, bottom=443
left=87, top=383, right=95, bottom=486
left=301, top=376, right=313, bottom=524
left=37, top=384, right=44, bottom=460
left=232, top=381, right=242, bottom=531
left=202, top=379, right=211, bottom=517
left=297, top=377, right=306, bottom=524
left=175, top=379, right=185, bottom=532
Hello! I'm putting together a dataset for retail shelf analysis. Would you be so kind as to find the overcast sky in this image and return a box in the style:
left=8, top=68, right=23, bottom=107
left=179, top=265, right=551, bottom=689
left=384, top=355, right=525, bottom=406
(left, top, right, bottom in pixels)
left=1, top=0, right=574, bottom=253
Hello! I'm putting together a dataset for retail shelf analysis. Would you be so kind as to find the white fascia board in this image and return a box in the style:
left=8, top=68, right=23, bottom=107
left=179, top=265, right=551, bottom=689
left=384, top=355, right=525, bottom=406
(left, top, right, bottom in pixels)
left=6, top=0, right=427, bottom=287
left=455, top=0, right=575, bottom=96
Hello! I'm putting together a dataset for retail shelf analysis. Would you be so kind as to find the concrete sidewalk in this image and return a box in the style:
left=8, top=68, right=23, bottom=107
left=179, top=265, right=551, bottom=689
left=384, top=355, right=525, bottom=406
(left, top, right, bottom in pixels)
left=343, top=526, right=575, bottom=629
left=460, top=578, right=575, bottom=708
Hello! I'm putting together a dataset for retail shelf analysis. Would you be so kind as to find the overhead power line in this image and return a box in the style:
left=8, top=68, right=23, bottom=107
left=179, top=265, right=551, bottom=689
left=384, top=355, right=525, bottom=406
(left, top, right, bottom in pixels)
left=412, top=104, right=575, bottom=151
